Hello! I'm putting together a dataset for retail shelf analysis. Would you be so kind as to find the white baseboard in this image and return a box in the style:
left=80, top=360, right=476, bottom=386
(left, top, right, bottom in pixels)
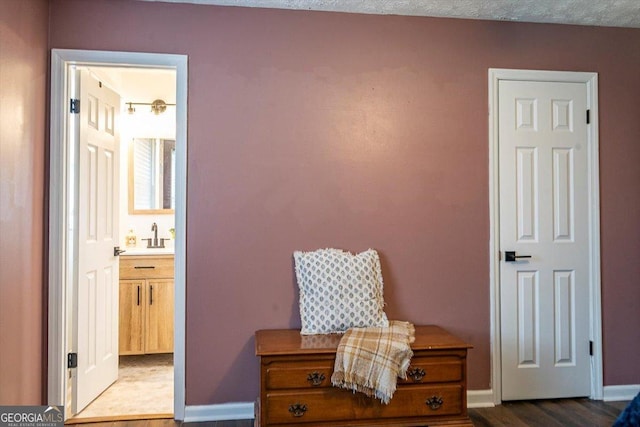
left=182, top=390, right=496, bottom=422
left=603, top=384, right=640, bottom=402
left=467, top=389, right=495, bottom=408
left=183, top=402, right=255, bottom=422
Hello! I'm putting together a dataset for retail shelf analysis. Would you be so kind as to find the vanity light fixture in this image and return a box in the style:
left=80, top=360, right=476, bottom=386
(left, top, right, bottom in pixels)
left=151, top=99, right=167, bottom=115
left=126, top=99, right=175, bottom=115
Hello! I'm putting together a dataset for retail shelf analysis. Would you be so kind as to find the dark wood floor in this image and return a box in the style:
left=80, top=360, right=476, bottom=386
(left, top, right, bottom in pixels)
left=470, top=398, right=627, bottom=427
left=65, top=398, right=629, bottom=427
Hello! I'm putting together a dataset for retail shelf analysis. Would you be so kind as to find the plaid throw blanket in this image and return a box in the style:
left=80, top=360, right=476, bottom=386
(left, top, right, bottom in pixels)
left=331, top=321, right=415, bottom=404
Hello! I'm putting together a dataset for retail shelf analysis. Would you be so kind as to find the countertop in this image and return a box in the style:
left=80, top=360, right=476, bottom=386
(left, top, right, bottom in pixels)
left=120, top=246, right=174, bottom=256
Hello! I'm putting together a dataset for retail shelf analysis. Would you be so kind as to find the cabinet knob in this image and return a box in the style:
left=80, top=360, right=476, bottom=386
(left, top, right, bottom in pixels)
left=306, top=371, right=325, bottom=386
left=426, top=395, right=444, bottom=410
left=288, top=403, right=307, bottom=417
left=407, top=367, right=426, bottom=382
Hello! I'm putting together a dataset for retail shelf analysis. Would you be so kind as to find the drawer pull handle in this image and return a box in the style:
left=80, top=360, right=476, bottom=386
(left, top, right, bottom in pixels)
left=134, top=266, right=155, bottom=269
left=426, top=396, right=443, bottom=410
left=407, top=367, right=426, bottom=382
left=288, top=403, right=307, bottom=417
left=306, top=371, right=325, bottom=386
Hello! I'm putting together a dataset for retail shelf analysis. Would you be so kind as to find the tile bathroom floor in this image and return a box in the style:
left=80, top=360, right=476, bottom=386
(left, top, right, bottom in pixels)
left=74, top=354, right=174, bottom=420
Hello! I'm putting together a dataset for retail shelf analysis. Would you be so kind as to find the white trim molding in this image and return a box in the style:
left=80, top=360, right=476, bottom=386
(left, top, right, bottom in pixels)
left=467, top=390, right=495, bottom=408
left=184, top=403, right=255, bottom=422
left=488, top=68, right=602, bottom=404
left=603, top=385, right=640, bottom=402
left=48, top=49, right=188, bottom=420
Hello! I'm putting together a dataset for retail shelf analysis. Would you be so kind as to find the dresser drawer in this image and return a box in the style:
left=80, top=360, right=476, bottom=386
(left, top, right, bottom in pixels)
left=265, top=384, right=463, bottom=425
left=400, top=355, right=463, bottom=385
left=120, top=255, right=174, bottom=279
left=266, top=359, right=334, bottom=390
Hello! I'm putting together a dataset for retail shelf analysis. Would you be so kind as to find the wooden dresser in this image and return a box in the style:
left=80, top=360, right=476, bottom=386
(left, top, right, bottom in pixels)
left=255, top=325, right=473, bottom=427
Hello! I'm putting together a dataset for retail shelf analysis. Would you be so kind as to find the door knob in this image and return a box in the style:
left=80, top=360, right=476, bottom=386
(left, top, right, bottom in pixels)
left=114, top=246, right=126, bottom=256
left=504, top=251, right=531, bottom=262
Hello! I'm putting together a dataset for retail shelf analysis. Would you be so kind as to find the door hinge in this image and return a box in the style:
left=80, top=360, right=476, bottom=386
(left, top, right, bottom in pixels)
left=589, top=340, right=594, bottom=356
left=70, top=98, right=80, bottom=114
left=67, top=352, right=78, bottom=368
left=586, top=109, right=590, bottom=124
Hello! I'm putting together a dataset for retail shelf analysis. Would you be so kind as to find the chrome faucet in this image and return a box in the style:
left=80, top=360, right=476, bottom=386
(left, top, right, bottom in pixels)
left=151, top=222, right=158, bottom=247
left=143, top=222, right=165, bottom=248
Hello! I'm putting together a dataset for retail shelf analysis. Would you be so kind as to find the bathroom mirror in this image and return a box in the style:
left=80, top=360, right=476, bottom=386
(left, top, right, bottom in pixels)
left=129, top=138, right=175, bottom=214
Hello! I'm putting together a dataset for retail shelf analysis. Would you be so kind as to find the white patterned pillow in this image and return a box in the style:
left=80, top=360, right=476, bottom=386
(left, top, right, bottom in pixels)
left=294, top=248, right=389, bottom=335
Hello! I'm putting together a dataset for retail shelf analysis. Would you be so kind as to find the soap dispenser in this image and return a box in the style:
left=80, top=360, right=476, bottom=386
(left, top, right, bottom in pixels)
left=125, top=229, right=137, bottom=247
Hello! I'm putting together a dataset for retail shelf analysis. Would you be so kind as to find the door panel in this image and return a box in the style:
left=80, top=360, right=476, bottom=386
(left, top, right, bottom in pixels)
left=75, top=69, right=121, bottom=413
left=119, top=280, right=145, bottom=355
left=145, top=279, right=174, bottom=354
left=499, top=80, right=590, bottom=400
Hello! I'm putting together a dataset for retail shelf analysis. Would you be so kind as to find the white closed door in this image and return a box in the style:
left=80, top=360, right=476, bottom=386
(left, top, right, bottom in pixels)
left=499, top=80, right=591, bottom=400
left=74, top=69, right=121, bottom=413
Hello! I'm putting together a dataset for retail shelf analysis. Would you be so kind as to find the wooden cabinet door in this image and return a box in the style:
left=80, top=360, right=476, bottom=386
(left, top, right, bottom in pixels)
left=145, top=279, right=174, bottom=353
left=119, top=280, right=145, bottom=355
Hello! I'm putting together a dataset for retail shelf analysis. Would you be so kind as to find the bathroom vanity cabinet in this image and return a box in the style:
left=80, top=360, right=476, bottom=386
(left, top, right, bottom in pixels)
left=119, top=255, right=174, bottom=355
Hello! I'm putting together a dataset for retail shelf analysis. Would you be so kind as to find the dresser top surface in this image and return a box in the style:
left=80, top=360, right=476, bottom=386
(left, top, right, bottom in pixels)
left=255, top=325, right=471, bottom=356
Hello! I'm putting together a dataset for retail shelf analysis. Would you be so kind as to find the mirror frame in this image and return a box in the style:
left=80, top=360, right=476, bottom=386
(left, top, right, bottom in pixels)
left=128, top=138, right=175, bottom=215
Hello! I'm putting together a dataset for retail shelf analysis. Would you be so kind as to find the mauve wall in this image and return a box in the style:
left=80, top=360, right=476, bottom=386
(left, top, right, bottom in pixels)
left=48, top=0, right=640, bottom=404
left=0, top=0, right=48, bottom=404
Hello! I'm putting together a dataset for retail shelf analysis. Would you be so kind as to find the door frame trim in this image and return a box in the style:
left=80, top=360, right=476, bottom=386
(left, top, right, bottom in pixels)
left=488, top=68, right=602, bottom=404
left=47, top=49, right=188, bottom=420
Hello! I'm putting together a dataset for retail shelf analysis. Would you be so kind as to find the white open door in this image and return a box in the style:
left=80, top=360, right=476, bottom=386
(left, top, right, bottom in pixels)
left=73, top=68, right=121, bottom=413
left=498, top=79, right=592, bottom=400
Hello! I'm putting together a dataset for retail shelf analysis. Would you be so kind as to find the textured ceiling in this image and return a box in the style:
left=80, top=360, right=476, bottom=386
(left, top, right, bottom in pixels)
left=147, top=0, right=640, bottom=28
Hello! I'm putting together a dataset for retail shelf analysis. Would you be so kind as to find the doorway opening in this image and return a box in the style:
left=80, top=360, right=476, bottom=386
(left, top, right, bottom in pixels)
left=47, top=50, right=187, bottom=421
